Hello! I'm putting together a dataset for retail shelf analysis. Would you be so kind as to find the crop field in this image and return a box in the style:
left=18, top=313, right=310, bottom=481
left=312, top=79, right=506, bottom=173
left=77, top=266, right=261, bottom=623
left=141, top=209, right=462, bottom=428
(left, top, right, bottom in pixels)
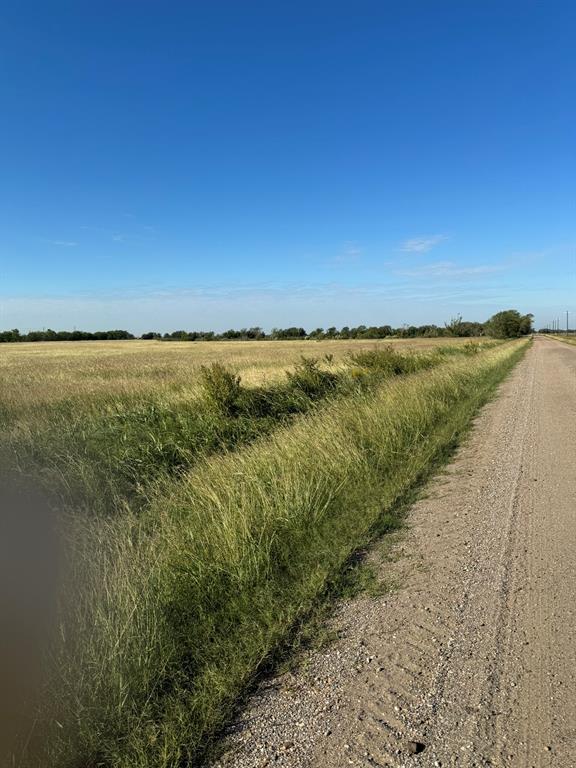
left=0, top=337, right=529, bottom=767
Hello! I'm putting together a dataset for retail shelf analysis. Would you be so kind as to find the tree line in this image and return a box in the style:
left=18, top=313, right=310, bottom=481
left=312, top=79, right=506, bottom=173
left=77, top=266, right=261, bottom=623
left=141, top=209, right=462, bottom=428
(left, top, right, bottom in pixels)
left=148, top=321, right=485, bottom=341
left=0, top=310, right=534, bottom=344
left=0, top=329, right=135, bottom=343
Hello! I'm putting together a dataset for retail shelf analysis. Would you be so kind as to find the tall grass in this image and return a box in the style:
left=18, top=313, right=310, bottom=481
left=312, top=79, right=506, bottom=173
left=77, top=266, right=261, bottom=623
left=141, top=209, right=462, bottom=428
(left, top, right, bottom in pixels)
left=4, top=345, right=492, bottom=514
left=0, top=336, right=485, bottom=408
left=26, top=339, right=527, bottom=768
left=548, top=333, right=576, bottom=346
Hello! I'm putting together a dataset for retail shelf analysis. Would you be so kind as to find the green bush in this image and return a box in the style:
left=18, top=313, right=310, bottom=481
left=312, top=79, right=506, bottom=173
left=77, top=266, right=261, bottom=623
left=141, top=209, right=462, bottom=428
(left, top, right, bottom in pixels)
left=349, top=346, right=436, bottom=376
left=285, top=357, right=339, bottom=399
left=198, top=363, right=243, bottom=416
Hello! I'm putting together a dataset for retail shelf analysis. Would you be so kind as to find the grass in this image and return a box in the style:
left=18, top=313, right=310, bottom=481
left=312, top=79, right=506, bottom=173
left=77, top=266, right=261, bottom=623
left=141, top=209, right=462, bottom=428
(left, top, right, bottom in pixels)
left=547, top=333, right=576, bottom=346
left=8, top=337, right=528, bottom=768
left=0, top=336, right=489, bottom=408
left=2, top=342, right=496, bottom=515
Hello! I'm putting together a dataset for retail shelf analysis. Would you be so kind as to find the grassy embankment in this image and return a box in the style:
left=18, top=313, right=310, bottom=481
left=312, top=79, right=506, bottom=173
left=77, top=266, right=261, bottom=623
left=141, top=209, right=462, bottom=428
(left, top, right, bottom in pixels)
left=547, top=333, right=576, bottom=346
left=2, top=343, right=484, bottom=514
left=3, top=339, right=528, bottom=767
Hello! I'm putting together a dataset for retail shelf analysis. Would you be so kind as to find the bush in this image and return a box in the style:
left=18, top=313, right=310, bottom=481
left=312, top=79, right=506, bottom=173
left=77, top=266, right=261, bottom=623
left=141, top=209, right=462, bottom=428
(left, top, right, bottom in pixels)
left=349, top=347, right=435, bottom=377
left=285, top=357, right=339, bottom=400
left=198, top=363, right=242, bottom=416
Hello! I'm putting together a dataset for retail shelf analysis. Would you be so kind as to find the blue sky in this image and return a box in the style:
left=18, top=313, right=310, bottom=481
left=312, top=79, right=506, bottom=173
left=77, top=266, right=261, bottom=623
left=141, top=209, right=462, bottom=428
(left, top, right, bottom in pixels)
left=1, top=1, right=575, bottom=332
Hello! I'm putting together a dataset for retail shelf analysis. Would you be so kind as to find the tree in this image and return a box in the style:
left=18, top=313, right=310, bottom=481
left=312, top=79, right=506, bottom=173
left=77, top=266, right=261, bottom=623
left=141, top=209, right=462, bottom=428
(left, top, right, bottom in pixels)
left=518, top=313, right=534, bottom=336
left=486, top=310, right=533, bottom=338
left=445, top=314, right=463, bottom=336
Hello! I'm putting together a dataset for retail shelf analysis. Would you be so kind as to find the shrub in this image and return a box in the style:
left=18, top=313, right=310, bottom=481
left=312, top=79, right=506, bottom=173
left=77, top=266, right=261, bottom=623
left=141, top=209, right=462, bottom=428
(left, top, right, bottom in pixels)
left=198, top=363, right=242, bottom=416
left=349, top=347, right=435, bottom=377
left=285, top=357, right=339, bottom=400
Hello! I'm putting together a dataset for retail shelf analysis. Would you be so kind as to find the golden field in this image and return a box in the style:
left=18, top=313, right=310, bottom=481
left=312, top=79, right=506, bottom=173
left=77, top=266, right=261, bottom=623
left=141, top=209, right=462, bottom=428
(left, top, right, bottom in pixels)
left=0, top=336, right=480, bottom=407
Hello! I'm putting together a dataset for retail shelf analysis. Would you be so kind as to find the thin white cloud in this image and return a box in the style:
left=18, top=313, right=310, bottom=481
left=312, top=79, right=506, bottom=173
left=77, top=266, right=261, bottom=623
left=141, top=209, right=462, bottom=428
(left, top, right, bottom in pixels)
left=49, top=240, right=78, bottom=247
left=398, top=261, right=506, bottom=279
left=399, top=234, right=448, bottom=253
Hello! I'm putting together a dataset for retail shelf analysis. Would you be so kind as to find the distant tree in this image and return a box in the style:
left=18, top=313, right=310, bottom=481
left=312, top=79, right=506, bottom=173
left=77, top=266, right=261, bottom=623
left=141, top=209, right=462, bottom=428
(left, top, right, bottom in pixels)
left=458, top=321, right=485, bottom=337
left=518, top=313, right=534, bottom=336
left=245, top=327, right=265, bottom=339
left=221, top=329, right=242, bottom=339
left=271, top=327, right=307, bottom=339
left=443, top=315, right=486, bottom=337
left=486, top=310, right=533, bottom=338
left=0, top=328, right=23, bottom=342
left=444, top=314, right=463, bottom=336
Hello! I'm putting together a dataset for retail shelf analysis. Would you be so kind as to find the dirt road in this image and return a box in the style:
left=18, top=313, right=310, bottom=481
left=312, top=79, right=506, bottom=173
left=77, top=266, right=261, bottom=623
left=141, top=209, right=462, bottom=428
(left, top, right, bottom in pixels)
left=214, top=337, right=576, bottom=768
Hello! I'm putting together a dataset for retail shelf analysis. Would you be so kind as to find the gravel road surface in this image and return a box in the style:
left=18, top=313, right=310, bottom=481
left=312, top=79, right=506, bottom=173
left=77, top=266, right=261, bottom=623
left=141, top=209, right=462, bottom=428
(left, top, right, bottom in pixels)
left=212, top=337, right=576, bottom=768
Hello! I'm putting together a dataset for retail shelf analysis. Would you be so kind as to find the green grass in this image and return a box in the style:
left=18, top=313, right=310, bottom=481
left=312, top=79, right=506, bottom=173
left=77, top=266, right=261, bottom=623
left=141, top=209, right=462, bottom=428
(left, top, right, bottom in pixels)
left=20, top=338, right=527, bottom=768
left=4, top=344, right=497, bottom=515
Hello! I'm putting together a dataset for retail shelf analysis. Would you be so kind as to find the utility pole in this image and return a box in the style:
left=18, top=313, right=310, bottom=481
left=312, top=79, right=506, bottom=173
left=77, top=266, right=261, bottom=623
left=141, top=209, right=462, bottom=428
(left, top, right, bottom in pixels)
left=567, top=310, right=570, bottom=335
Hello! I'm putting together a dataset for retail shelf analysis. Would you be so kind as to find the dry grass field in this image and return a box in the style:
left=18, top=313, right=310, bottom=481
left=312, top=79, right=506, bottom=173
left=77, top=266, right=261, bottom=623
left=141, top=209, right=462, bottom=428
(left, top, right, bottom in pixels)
left=0, top=336, right=529, bottom=768
left=0, top=336, right=479, bottom=407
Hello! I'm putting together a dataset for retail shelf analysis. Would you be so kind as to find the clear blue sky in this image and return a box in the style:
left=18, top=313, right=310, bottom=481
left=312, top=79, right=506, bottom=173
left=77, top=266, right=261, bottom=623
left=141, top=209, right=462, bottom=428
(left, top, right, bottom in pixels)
left=1, top=1, right=575, bottom=332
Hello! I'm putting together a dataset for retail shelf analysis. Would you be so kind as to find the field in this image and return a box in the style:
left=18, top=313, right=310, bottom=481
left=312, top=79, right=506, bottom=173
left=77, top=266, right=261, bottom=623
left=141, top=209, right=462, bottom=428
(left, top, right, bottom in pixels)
left=0, top=336, right=481, bottom=407
left=0, top=337, right=529, bottom=767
